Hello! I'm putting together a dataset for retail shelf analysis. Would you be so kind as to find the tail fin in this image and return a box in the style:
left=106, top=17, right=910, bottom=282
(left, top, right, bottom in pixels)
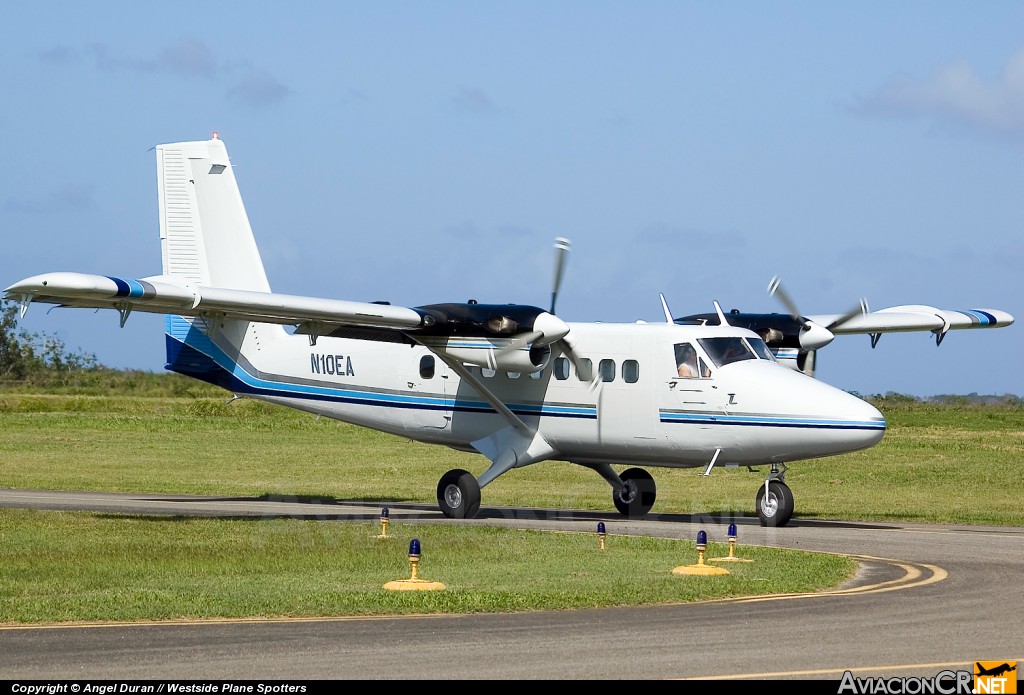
left=157, top=136, right=283, bottom=386
left=156, top=136, right=270, bottom=292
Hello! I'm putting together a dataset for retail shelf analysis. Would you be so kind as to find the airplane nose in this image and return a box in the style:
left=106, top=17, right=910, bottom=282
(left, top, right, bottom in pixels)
left=835, top=389, right=886, bottom=450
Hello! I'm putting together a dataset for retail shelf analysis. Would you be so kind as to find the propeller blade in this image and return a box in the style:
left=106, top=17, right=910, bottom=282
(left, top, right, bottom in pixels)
left=827, top=298, right=870, bottom=331
left=492, top=330, right=543, bottom=356
left=556, top=335, right=600, bottom=393
left=550, top=237, right=571, bottom=314
left=767, top=275, right=800, bottom=319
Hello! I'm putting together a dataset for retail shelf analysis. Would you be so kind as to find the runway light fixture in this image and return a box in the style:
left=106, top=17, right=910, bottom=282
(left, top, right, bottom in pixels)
left=378, top=507, right=390, bottom=538
left=672, top=529, right=730, bottom=576
left=711, top=522, right=753, bottom=563
left=597, top=521, right=606, bottom=551
left=383, top=538, right=446, bottom=591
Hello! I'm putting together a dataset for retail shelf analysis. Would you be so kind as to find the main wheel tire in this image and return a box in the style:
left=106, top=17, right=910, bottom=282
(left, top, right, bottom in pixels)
left=437, top=469, right=481, bottom=519
left=756, top=480, right=794, bottom=527
left=612, top=467, right=657, bottom=518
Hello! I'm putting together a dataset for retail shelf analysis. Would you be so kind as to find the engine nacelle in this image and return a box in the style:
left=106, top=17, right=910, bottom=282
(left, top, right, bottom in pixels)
left=425, top=340, right=552, bottom=374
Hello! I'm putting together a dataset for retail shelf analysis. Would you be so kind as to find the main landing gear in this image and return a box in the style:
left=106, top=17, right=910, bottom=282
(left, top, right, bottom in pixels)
left=611, top=467, right=657, bottom=518
left=437, top=469, right=481, bottom=519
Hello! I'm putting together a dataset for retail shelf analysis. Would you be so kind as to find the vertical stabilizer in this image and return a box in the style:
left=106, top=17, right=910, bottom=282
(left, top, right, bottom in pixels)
left=156, top=137, right=271, bottom=292
left=157, top=136, right=284, bottom=384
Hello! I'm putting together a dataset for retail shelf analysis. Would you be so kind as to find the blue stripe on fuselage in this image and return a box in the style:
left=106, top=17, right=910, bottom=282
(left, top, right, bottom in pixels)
left=164, top=318, right=595, bottom=419
left=659, top=411, right=885, bottom=431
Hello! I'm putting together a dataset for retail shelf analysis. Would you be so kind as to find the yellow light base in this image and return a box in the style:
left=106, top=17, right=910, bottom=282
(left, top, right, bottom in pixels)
left=383, top=578, right=447, bottom=591
left=710, top=556, right=752, bottom=563
left=672, top=563, right=730, bottom=576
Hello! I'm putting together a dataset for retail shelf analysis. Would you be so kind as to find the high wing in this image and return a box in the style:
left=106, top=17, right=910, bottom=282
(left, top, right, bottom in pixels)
left=677, top=276, right=1014, bottom=376
left=3, top=272, right=576, bottom=374
left=806, top=305, right=1014, bottom=345
left=4, top=272, right=427, bottom=335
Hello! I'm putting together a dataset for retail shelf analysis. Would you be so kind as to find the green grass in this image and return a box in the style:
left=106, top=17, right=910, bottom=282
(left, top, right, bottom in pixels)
left=2, top=393, right=1022, bottom=525
left=1, top=392, right=1020, bottom=624
left=0, top=509, right=853, bottom=624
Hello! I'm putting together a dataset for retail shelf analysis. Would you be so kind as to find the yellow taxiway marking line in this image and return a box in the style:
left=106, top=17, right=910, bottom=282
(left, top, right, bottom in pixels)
left=681, top=658, right=1024, bottom=680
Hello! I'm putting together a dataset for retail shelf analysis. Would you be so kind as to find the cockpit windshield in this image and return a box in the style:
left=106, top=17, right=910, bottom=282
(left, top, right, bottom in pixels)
left=746, top=337, right=776, bottom=361
left=698, top=337, right=772, bottom=368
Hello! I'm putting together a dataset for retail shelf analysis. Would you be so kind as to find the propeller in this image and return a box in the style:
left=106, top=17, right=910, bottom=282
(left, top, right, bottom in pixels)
left=550, top=237, right=571, bottom=314
left=767, top=276, right=868, bottom=351
left=490, top=236, right=598, bottom=389
left=493, top=237, right=573, bottom=357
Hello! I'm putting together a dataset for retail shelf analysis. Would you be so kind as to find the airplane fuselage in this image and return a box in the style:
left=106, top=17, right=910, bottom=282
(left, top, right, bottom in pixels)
left=167, top=316, right=885, bottom=476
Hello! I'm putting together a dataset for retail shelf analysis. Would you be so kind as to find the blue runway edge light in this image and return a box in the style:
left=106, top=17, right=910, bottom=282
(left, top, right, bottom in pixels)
left=728, top=523, right=737, bottom=538
left=597, top=522, right=606, bottom=534
left=409, top=538, right=421, bottom=557
left=697, top=530, right=707, bottom=546
left=381, top=507, right=389, bottom=519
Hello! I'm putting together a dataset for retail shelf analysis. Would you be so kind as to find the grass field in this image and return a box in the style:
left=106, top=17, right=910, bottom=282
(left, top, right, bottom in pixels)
left=2, top=392, right=1022, bottom=524
left=1, top=391, right=1021, bottom=623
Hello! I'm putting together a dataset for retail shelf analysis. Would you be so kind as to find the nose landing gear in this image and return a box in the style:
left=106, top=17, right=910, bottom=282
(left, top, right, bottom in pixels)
left=756, top=463, right=793, bottom=527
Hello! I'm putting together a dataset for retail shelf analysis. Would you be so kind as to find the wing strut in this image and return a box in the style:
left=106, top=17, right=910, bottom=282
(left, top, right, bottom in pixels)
left=433, top=353, right=531, bottom=435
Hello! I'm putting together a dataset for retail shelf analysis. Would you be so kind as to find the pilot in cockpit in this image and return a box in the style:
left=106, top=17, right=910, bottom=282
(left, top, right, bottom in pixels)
left=675, top=343, right=699, bottom=378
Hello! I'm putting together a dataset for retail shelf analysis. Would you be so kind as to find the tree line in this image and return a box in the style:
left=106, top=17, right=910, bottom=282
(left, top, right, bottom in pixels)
left=0, top=299, right=98, bottom=382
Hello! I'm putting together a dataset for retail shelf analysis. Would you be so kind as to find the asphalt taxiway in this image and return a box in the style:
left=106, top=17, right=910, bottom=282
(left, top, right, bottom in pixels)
left=1, top=489, right=1021, bottom=680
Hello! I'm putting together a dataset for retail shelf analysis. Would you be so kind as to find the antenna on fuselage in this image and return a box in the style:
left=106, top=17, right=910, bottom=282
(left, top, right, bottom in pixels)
left=659, top=293, right=674, bottom=324
left=713, top=300, right=729, bottom=326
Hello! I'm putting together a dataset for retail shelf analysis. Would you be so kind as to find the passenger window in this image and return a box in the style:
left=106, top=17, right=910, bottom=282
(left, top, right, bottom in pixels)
left=419, top=355, right=435, bottom=379
left=530, top=369, right=543, bottom=380
left=482, top=368, right=496, bottom=378
left=507, top=372, right=520, bottom=379
left=576, top=358, right=593, bottom=382
left=554, top=357, right=570, bottom=380
left=622, top=359, right=639, bottom=383
left=599, top=359, right=615, bottom=382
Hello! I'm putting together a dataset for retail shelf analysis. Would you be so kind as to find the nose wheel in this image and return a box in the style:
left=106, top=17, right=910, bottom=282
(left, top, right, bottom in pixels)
left=756, top=479, right=794, bottom=527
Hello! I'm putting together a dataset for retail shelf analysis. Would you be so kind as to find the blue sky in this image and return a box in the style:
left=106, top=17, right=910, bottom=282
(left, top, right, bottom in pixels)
left=1, top=2, right=1021, bottom=397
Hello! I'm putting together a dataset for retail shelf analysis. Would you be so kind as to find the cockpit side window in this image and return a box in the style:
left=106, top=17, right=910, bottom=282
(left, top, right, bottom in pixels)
left=673, top=342, right=709, bottom=378
left=746, top=337, right=776, bottom=361
left=698, top=337, right=757, bottom=368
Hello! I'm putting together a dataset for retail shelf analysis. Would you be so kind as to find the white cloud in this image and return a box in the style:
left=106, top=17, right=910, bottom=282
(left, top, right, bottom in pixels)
left=39, top=40, right=290, bottom=110
left=227, top=69, right=292, bottom=109
left=857, top=48, right=1024, bottom=135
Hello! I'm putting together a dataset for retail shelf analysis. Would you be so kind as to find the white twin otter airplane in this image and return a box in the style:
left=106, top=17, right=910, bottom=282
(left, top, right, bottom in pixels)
left=5, top=136, right=1013, bottom=526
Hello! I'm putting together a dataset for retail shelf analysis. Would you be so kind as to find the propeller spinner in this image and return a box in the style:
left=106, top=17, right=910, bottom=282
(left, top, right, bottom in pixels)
left=767, top=276, right=866, bottom=351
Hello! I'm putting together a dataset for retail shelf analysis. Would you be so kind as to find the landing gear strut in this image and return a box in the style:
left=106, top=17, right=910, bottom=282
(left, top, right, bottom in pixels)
left=437, top=469, right=481, bottom=519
